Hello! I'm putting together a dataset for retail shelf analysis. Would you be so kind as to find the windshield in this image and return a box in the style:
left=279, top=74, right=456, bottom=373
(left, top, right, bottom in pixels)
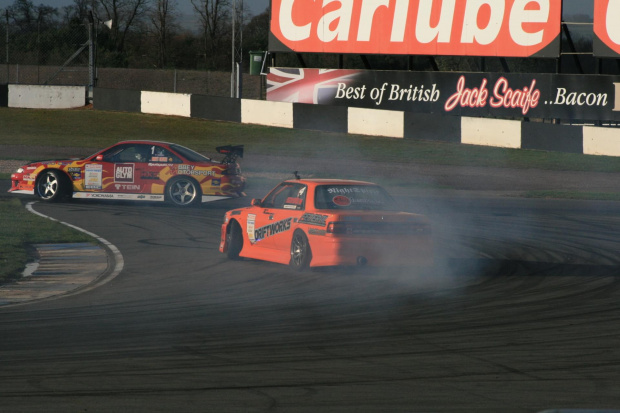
left=170, top=144, right=212, bottom=163
left=314, top=184, right=396, bottom=211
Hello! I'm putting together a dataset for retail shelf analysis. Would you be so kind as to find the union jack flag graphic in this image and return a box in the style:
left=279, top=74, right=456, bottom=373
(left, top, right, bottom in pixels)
left=267, top=68, right=361, bottom=104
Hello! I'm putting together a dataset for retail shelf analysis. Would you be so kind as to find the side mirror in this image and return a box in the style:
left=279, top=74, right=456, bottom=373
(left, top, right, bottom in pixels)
left=251, top=198, right=262, bottom=207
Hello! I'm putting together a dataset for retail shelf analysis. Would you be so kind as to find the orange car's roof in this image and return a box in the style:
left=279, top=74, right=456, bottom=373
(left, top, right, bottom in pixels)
left=283, top=179, right=378, bottom=186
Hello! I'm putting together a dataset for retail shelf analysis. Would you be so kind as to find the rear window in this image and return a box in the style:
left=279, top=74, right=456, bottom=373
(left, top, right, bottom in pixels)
left=314, top=185, right=395, bottom=211
left=170, top=144, right=212, bottom=163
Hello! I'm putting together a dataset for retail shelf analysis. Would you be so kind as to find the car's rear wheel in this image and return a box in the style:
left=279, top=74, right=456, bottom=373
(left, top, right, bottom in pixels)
left=166, top=177, right=200, bottom=207
left=226, top=221, right=243, bottom=260
left=290, top=230, right=311, bottom=271
left=35, top=170, right=67, bottom=202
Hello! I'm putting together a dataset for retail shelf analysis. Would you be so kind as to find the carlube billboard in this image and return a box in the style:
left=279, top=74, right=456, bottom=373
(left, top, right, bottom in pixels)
left=269, top=0, right=562, bottom=57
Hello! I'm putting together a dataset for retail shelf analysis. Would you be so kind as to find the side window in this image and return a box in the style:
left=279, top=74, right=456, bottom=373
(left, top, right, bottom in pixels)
left=126, top=145, right=150, bottom=162
left=101, top=144, right=150, bottom=163
left=262, top=183, right=306, bottom=210
left=148, top=145, right=181, bottom=163
left=99, top=145, right=128, bottom=162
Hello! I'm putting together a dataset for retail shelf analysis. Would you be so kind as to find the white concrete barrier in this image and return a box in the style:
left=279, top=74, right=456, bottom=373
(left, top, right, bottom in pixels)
left=583, top=126, right=620, bottom=157
left=348, top=107, right=404, bottom=138
left=141, top=91, right=191, bottom=117
left=8, top=85, right=86, bottom=109
left=461, top=117, right=521, bottom=149
left=241, top=99, right=293, bottom=128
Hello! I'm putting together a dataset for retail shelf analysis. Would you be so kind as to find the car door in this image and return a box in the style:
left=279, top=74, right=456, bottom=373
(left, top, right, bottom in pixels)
left=250, top=182, right=307, bottom=253
left=88, top=143, right=149, bottom=194
left=137, top=144, right=182, bottom=196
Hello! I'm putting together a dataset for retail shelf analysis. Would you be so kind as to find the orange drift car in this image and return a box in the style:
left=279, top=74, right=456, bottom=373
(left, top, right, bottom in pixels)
left=220, top=178, right=433, bottom=270
left=9, top=141, right=245, bottom=207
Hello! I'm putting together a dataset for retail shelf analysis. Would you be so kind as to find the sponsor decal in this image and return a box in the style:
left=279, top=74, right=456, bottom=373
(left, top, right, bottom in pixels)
left=327, top=186, right=382, bottom=195
left=212, top=178, right=221, bottom=186
left=74, top=192, right=165, bottom=201
left=85, top=164, right=103, bottom=190
left=88, top=193, right=114, bottom=199
left=308, top=228, right=327, bottom=236
left=247, top=214, right=257, bottom=244
left=177, top=164, right=216, bottom=177
left=67, top=167, right=82, bottom=181
left=115, top=163, right=134, bottom=183
left=299, top=213, right=329, bottom=227
left=332, top=195, right=352, bottom=207
left=269, top=68, right=620, bottom=122
left=141, top=171, right=160, bottom=180
left=254, top=218, right=293, bottom=241
left=114, top=184, right=141, bottom=191
left=270, top=0, right=561, bottom=57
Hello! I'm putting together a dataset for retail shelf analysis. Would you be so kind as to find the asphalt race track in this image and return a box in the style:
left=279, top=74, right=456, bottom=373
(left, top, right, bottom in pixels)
left=1, top=189, right=620, bottom=412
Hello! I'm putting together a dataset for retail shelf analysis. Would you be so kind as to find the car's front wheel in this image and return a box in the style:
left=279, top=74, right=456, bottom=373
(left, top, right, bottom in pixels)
left=226, top=221, right=243, bottom=260
left=166, top=177, right=200, bottom=207
left=35, top=170, right=67, bottom=202
left=290, top=230, right=311, bottom=271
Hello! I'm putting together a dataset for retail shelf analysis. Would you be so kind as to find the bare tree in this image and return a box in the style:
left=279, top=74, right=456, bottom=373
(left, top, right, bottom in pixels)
left=92, top=0, right=151, bottom=56
left=8, top=0, right=58, bottom=31
left=242, top=6, right=268, bottom=54
left=61, top=0, right=91, bottom=23
left=149, top=0, right=177, bottom=68
left=191, top=0, right=231, bottom=70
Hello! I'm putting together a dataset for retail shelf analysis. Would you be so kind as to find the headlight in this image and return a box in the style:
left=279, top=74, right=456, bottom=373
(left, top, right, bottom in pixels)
left=16, top=167, right=24, bottom=173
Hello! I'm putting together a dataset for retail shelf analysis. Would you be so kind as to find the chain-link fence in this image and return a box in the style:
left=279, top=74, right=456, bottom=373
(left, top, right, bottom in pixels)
left=0, top=12, right=262, bottom=99
left=0, top=11, right=90, bottom=85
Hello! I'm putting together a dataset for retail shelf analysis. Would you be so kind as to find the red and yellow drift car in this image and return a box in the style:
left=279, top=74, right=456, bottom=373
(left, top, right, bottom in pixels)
left=220, top=178, right=433, bottom=269
left=9, top=140, right=245, bottom=207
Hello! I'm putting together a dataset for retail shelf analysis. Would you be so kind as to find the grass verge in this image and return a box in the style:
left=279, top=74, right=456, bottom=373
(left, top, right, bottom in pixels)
left=2, top=107, right=620, bottom=173
left=0, top=199, right=94, bottom=284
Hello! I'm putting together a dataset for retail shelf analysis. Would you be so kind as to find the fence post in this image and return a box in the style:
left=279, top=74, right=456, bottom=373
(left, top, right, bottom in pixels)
left=5, top=9, right=8, bottom=84
left=88, top=11, right=95, bottom=102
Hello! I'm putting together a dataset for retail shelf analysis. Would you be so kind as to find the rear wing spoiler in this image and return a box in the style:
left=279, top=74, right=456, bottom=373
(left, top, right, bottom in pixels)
left=216, top=145, right=244, bottom=164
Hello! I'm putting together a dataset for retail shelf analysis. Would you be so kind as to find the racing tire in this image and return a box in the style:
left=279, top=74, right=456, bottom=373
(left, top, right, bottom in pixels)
left=290, top=230, right=312, bottom=271
left=165, top=177, right=201, bottom=207
left=226, top=221, right=243, bottom=260
left=35, top=170, right=68, bottom=202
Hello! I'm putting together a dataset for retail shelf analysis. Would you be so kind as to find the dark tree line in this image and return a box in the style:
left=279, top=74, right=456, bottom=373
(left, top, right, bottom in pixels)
left=1, top=0, right=270, bottom=71
left=0, top=0, right=598, bottom=75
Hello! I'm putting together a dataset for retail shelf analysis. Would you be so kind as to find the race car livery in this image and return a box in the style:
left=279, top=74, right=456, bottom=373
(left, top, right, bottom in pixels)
left=9, top=140, right=245, bottom=207
left=220, top=178, right=433, bottom=269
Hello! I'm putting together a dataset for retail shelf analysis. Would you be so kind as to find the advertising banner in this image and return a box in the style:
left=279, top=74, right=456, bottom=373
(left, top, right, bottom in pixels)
left=269, top=0, right=562, bottom=58
left=267, top=68, right=620, bottom=122
left=594, top=0, right=620, bottom=57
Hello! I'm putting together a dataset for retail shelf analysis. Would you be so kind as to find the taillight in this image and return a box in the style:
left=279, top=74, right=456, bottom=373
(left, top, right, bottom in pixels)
left=326, top=222, right=350, bottom=234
